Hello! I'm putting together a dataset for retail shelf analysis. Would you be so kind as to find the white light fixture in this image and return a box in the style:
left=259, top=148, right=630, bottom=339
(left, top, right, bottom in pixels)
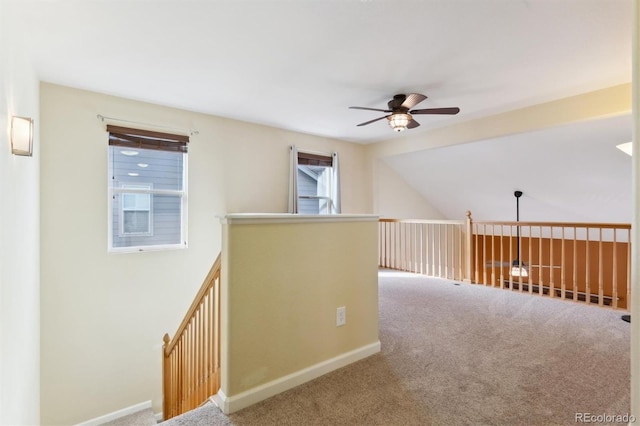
left=511, top=263, right=529, bottom=278
left=137, top=163, right=149, bottom=168
left=121, top=150, right=139, bottom=156
left=128, top=172, right=139, bottom=177
left=616, top=142, right=632, bottom=156
left=387, top=113, right=411, bottom=132
left=10, top=116, right=33, bottom=156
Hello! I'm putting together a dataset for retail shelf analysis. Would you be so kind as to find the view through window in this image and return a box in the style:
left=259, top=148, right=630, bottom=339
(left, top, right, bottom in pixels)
left=107, top=126, right=188, bottom=252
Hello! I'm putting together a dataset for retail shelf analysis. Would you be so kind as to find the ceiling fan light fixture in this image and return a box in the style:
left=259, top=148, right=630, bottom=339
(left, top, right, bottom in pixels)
left=388, top=113, right=411, bottom=132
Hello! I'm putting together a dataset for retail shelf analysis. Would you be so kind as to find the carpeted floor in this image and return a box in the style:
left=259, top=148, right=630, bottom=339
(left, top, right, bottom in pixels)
left=102, top=408, right=157, bottom=426
left=163, top=270, right=630, bottom=426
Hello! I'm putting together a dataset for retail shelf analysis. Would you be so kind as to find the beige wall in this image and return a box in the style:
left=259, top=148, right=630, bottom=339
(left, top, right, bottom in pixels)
left=221, top=215, right=379, bottom=397
left=39, top=83, right=375, bottom=424
left=0, top=1, right=41, bottom=425
left=631, top=0, right=639, bottom=418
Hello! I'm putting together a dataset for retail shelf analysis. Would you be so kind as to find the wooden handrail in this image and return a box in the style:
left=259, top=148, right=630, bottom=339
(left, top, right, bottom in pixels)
left=473, top=220, right=631, bottom=229
left=162, top=253, right=222, bottom=420
left=379, top=218, right=466, bottom=224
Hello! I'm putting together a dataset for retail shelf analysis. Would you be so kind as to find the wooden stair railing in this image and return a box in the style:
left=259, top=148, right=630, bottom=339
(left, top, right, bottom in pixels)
left=379, top=213, right=631, bottom=311
left=378, top=217, right=470, bottom=282
left=162, top=253, right=222, bottom=420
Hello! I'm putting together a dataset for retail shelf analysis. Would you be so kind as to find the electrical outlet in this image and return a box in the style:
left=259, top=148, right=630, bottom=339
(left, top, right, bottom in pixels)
left=336, top=306, right=346, bottom=326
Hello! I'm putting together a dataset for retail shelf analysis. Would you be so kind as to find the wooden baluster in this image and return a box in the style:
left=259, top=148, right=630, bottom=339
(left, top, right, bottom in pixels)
left=538, top=226, right=543, bottom=296
left=422, top=224, right=427, bottom=275
left=415, top=223, right=419, bottom=273
left=458, top=224, right=463, bottom=281
left=186, top=323, right=192, bottom=410
left=210, top=288, right=214, bottom=392
left=379, top=221, right=383, bottom=268
left=383, top=221, right=387, bottom=268
left=194, top=318, right=198, bottom=410
left=405, top=222, right=409, bottom=271
left=585, top=228, right=590, bottom=305
left=627, top=228, right=631, bottom=311
left=573, top=227, right=578, bottom=302
left=378, top=222, right=381, bottom=267
left=196, top=299, right=202, bottom=404
left=598, top=228, right=604, bottom=307
left=491, top=226, right=496, bottom=287
left=474, top=223, right=479, bottom=284
left=437, top=224, right=442, bottom=278
left=548, top=227, right=554, bottom=297
left=508, top=225, right=513, bottom=290
left=389, top=221, right=392, bottom=269
left=191, top=320, right=196, bottom=409
left=381, top=222, right=389, bottom=268
left=217, top=274, right=222, bottom=390
left=518, top=225, right=523, bottom=293
left=445, top=224, right=450, bottom=279
left=499, top=225, right=504, bottom=289
left=612, top=228, right=618, bottom=309
left=162, top=334, right=170, bottom=419
left=394, top=222, right=398, bottom=270
left=560, top=227, right=566, bottom=299
left=430, top=223, right=437, bottom=277
left=178, top=341, right=182, bottom=414
left=528, top=226, right=533, bottom=294
left=483, top=224, right=488, bottom=286
left=465, top=212, right=473, bottom=284
left=412, top=223, right=417, bottom=273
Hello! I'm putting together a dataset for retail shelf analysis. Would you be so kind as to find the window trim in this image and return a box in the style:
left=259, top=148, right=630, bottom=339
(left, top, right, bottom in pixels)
left=107, top=127, right=189, bottom=253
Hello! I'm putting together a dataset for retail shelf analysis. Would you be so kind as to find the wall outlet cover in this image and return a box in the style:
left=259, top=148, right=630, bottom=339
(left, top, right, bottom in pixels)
left=336, top=306, right=346, bottom=326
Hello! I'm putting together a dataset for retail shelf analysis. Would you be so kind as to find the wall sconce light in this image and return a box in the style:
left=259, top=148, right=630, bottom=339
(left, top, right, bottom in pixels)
left=616, top=141, right=632, bottom=156
left=11, top=116, right=34, bottom=156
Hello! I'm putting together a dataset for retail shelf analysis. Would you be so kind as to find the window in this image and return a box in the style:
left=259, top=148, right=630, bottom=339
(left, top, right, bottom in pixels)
left=107, top=125, right=188, bottom=252
left=289, top=147, right=341, bottom=214
left=121, top=184, right=152, bottom=235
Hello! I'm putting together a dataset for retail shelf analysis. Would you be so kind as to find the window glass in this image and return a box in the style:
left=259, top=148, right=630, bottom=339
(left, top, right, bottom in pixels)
left=108, top=131, right=187, bottom=252
left=298, top=165, right=333, bottom=214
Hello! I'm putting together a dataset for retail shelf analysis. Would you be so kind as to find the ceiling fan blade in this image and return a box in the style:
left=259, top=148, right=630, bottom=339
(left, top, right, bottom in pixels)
left=349, top=106, right=392, bottom=113
left=401, top=93, right=427, bottom=110
left=407, top=119, right=420, bottom=129
left=356, top=115, right=390, bottom=127
left=410, top=107, right=460, bottom=115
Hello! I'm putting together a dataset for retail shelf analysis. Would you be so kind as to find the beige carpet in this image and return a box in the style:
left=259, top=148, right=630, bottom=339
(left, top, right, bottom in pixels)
left=163, top=270, right=630, bottom=426
left=101, top=408, right=157, bottom=426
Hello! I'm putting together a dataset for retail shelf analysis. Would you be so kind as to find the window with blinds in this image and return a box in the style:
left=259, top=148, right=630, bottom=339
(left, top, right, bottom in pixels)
left=107, top=125, right=188, bottom=252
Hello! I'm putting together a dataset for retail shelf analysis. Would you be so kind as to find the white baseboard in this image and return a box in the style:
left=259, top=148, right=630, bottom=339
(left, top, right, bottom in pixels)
left=213, top=341, right=381, bottom=414
left=154, top=412, right=164, bottom=423
left=75, top=400, right=152, bottom=426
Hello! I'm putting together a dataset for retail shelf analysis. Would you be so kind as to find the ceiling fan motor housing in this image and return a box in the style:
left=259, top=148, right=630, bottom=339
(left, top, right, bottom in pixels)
left=388, top=94, right=410, bottom=112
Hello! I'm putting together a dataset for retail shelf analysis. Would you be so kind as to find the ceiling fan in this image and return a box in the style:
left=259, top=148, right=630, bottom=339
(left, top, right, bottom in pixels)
left=349, top=93, right=460, bottom=132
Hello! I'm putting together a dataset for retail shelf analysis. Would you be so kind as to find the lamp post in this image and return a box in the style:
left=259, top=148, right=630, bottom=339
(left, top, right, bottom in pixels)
left=511, top=190, right=528, bottom=277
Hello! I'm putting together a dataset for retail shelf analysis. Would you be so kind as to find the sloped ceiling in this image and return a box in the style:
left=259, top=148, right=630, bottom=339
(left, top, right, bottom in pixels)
left=8, top=0, right=634, bottom=222
left=384, top=114, right=633, bottom=223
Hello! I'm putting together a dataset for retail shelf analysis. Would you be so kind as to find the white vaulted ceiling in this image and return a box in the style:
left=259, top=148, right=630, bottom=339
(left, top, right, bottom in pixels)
left=9, top=0, right=634, bottom=221
left=383, top=114, right=633, bottom=223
